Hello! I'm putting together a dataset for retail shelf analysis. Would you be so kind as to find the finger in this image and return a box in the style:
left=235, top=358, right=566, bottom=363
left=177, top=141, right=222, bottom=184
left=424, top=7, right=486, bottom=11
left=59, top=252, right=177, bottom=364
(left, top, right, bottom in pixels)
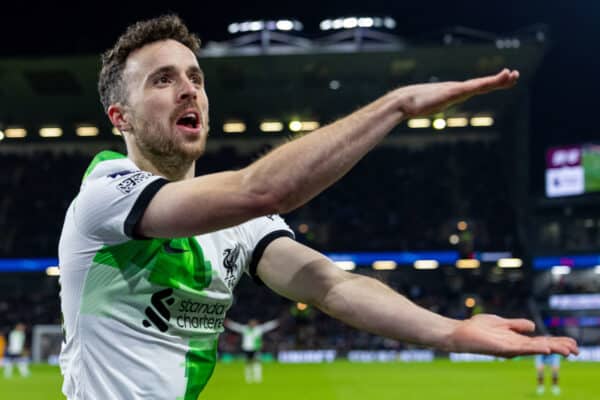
left=521, top=338, right=552, bottom=356
left=548, top=343, right=571, bottom=357
left=552, top=337, right=579, bottom=355
left=462, top=69, right=519, bottom=94
left=507, top=318, right=535, bottom=333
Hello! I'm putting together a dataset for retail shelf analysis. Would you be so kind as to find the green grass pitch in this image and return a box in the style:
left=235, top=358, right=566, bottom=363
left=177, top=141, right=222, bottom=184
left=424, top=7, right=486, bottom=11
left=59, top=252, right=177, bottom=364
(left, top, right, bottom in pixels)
left=1, top=359, right=598, bottom=399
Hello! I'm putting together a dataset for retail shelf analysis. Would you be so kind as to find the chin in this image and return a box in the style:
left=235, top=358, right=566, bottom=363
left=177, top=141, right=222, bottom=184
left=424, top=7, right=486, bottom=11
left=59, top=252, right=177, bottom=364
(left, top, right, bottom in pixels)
left=179, top=140, right=206, bottom=161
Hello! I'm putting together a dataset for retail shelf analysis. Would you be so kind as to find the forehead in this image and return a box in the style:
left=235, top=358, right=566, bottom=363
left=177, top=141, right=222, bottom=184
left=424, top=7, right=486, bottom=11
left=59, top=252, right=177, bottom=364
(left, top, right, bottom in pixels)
left=124, top=39, right=199, bottom=79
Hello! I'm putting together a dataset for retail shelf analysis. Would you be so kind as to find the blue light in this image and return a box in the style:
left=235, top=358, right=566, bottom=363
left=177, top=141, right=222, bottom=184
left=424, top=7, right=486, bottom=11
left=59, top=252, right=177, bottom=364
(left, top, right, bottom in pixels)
left=0, top=258, right=58, bottom=272
left=326, top=251, right=459, bottom=266
left=533, top=254, right=600, bottom=270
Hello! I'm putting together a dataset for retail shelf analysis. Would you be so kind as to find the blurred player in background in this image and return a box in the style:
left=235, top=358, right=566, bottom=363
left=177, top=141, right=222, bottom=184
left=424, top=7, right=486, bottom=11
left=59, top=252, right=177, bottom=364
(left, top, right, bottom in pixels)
left=225, top=318, right=279, bottom=383
left=536, top=353, right=561, bottom=395
left=3, top=323, right=30, bottom=378
left=58, top=14, right=578, bottom=400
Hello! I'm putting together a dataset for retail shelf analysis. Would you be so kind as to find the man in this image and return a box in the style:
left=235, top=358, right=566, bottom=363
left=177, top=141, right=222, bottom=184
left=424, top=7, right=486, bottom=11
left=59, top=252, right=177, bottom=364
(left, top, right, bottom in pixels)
left=3, top=323, right=30, bottom=378
left=224, top=318, right=279, bottom=383
left=535, top=353, right=561, bottom=395
left=58, top=15, right=578, bottom=400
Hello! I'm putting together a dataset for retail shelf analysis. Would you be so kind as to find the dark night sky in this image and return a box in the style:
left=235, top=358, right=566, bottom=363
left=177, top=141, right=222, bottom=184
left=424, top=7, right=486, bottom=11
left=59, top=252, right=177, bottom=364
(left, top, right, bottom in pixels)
left=1, top=0, right=598, bottom=145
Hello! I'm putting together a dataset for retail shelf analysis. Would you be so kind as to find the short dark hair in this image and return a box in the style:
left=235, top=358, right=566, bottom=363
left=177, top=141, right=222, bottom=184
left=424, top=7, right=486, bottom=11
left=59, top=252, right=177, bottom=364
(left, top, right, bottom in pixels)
left=98, top=14, right=201, bottom=112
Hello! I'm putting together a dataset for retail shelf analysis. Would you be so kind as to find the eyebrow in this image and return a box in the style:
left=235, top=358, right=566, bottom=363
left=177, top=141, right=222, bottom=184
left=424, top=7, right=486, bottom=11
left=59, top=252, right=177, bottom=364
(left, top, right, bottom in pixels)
left=187, top=65, right=204, bottom=78
left=147, top=65, right=204, bottom=82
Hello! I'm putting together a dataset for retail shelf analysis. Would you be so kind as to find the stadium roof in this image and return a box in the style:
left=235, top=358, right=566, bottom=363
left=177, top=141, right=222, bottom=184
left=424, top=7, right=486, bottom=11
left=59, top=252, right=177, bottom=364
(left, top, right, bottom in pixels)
left=0, top=36, right=544, bottom=142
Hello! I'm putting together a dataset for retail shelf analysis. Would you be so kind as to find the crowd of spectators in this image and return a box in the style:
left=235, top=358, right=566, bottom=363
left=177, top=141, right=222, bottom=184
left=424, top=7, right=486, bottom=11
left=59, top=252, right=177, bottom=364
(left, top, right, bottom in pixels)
left=0, top=140, right=517, bottom=257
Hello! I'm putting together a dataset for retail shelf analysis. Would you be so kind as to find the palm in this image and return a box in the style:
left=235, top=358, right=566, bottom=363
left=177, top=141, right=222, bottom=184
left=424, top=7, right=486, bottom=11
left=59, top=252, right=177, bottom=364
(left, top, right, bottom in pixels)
left=397, top=69, right=520, bottom=118
left=449, top=314, right=578, bottom=358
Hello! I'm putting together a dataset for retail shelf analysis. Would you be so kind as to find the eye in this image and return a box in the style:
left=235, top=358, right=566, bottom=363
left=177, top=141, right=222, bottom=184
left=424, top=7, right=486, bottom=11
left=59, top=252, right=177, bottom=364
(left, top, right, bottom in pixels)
left=154, top=74, right=172, bottom=86
left=190, top=74, right=203, bottom=85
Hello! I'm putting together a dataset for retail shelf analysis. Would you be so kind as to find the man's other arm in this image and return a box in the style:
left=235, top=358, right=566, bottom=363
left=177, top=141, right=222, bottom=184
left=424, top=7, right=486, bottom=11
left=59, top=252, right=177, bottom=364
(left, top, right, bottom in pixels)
left=256, top=237, right=579, bottom=358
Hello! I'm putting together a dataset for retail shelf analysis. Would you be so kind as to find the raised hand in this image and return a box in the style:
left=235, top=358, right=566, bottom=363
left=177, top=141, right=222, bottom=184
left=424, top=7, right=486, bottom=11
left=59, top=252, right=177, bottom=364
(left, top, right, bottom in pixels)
left=447, top=314, right=578, bottom=358
left=394, top=69, right=520, bottom=118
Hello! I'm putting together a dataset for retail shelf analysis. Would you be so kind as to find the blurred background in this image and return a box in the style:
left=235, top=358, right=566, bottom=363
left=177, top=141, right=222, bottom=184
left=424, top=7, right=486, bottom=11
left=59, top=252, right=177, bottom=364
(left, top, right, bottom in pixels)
left=0, top=1, right=599, bottom=398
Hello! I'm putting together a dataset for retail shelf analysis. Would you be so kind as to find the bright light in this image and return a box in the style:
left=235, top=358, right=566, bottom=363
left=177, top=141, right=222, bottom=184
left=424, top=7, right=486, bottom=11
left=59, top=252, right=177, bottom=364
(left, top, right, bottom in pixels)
left=5, top=128, right=27, bottom=138
left=343, top=17, right=358, bottom=29
left=358, top=17, right=374, bottom=28
left=329, top=80, right=341, bottom=90
left=320, top=19, right=332, bottom=31
left=260, top=121, right=284, bottom=132
left=76, top=125, right=99, bottom=137
left=470, top=116, right=494, bottom=127
left=456, top=259, right=480, bottom=269
left=39, top=127, right=62, bottom=138
left=228, top=23, right=239, bottom=34
left=297, top=302, right=308, bottom=311
left=447, top=117, right=469, bottom=127
left=595, top=265, right=600, bottom=274
left=46, top=266, right=60, bottom=276
left=0, top=131, right=4, bottom=141
left=298, top=121, right=321, bottom=132
left=298, top=223, right=309, bottom=234
left=332, top=19, right=344, bottom=30
left=240, top=22, right=251, bottom=32
left=407, top=118, right=431, bottom=128
left=465, top=297, right=476, bottom=308
left=551, top=265, right=571, bottom=275
left=449, top=234, right=460, bottom=245
left=457, top=221, right=468, bottom=231
left=372, top=260, right=397, bottom=270
left=289, top=121, right=302, bottom=132
left=432, top=118, right=447, bottom=130
left=335, top=261, right=356, bottom=271
left=414, top=260, right=439, bottom=270
left=223, top=122, right=246, bottom=133
left=112, top=127, right=122, bottom=136
left=497, top=258, right=523, bottom=268
left=384, top=17, right=397, bottom=29
left=276, top=20, right=294, bottom=31
left=249, top=21, right=264, bottom=32
left=321, top=16, right=395, bottom=31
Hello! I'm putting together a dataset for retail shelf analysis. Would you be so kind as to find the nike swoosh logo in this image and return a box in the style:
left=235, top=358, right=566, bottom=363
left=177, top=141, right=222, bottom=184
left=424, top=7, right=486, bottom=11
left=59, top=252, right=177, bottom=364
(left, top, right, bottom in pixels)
left=163, top=241, right=187, bottom=254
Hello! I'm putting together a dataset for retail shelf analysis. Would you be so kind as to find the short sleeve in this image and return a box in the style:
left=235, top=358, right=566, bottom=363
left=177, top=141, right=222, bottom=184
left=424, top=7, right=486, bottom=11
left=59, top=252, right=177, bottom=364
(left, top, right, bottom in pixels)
left=73, top=168, right=168, bottom=243
left=239, top=215, right=295, bottom=284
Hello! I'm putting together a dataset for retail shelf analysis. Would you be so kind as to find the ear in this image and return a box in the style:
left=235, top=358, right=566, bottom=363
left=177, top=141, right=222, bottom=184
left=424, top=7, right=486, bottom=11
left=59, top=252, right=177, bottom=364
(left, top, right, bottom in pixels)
left=107, top=103, right=132, bottom=133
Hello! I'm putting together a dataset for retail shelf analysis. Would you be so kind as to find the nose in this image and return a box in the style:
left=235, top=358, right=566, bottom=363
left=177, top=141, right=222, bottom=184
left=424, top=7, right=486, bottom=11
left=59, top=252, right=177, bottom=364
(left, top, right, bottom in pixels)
left=178, top=77, right=197, bottom=102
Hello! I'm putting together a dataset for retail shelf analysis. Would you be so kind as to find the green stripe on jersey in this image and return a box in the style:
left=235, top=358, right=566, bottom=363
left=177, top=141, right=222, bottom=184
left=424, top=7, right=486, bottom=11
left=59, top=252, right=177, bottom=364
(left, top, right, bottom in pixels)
left=179, top=339, right=218, bottom=400
left=93, top=238, right=213, bottom=293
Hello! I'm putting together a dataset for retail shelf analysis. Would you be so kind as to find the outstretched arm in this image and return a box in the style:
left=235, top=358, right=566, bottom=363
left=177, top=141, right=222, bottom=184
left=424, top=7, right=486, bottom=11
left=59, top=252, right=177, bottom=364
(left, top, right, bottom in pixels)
left=258, top=320, right=279, bottom=334
left=224, top=319, right=245, bottom=334
left=139, top=70, right=519, bottom=238
left=257, top=238, right=578, bottom=358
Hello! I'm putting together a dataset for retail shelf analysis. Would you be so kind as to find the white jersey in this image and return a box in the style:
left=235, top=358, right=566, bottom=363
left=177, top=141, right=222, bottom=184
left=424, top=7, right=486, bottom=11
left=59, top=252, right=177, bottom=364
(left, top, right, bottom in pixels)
left=58, top=151, right=293, bottom=400
left=7, top=330, right=26, bottom=355
left=227, top=320, right=279, bottom=352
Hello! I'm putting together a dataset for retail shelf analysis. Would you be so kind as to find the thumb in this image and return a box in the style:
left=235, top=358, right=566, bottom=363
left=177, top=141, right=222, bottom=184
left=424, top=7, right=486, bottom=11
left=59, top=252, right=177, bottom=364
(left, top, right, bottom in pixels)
left=507, top=318, right=535, bottom=334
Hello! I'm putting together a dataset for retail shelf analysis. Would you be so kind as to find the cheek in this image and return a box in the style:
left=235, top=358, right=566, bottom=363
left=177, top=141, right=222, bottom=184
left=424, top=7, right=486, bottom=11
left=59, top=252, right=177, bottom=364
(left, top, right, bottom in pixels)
left=199, top=90, right=209, bottom=110
left=141, top=93, right=172, bottom=120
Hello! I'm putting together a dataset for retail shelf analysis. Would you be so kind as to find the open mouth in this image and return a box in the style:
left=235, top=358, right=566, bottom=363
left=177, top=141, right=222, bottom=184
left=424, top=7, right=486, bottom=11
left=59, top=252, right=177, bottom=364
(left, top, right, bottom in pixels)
left=175, top=111, right=200, bottom=130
